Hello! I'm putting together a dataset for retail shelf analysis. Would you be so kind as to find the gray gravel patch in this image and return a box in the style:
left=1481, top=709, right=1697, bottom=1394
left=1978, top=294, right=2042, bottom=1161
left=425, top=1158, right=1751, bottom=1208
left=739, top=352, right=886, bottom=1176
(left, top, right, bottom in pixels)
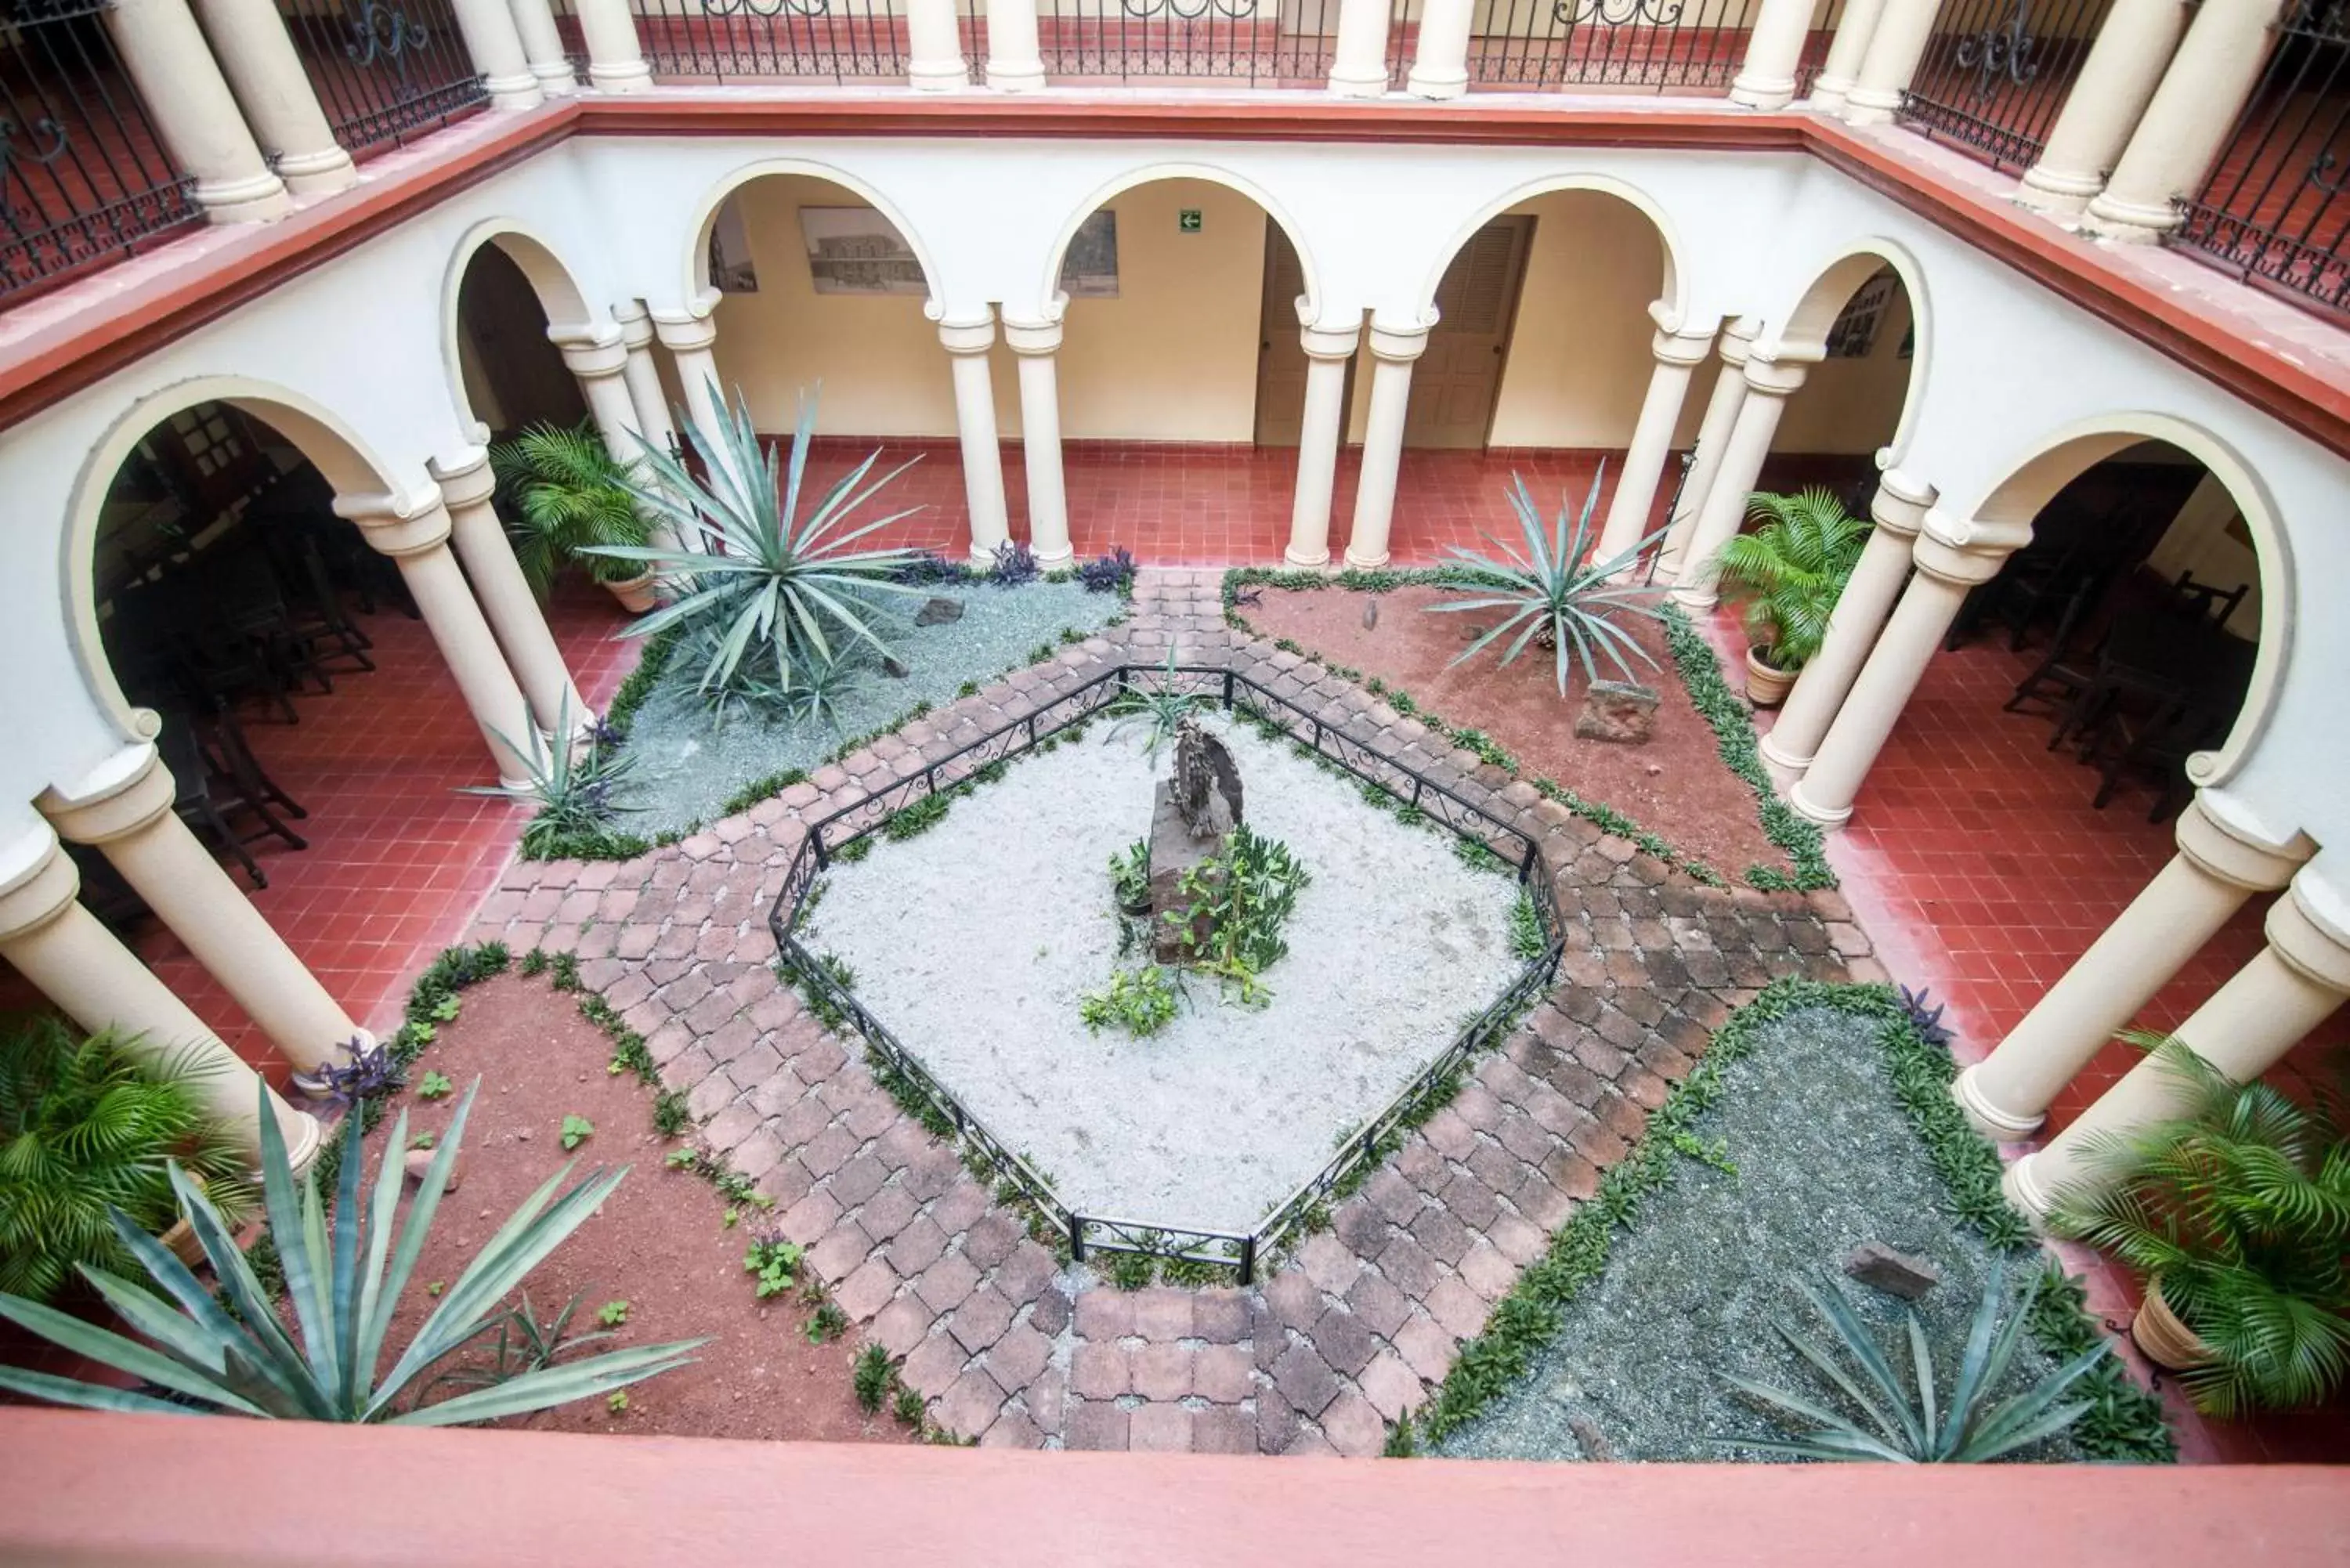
left=615, top=582, right=1118, bottom=836
left=804, top=716, right=1521, bottom=1233
left=1436, top=1006, right=2078, bottom=1463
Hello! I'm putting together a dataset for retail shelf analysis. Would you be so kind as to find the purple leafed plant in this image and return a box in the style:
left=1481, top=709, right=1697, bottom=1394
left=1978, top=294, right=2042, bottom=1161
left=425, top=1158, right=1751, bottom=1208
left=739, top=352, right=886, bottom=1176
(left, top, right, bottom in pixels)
left=1079, top=546, right=1137, bottom=595
left=1898, top=985, right=1954, bottom=1050
left=291, top=1035, right=405, bottom=1108
left=987, top=540, right=1040, bottom=587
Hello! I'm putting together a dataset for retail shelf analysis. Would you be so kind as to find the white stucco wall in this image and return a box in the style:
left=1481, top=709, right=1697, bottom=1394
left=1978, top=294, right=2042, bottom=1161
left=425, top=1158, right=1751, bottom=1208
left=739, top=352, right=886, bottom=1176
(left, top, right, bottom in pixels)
left=1, top=127, right=2344, bottom=902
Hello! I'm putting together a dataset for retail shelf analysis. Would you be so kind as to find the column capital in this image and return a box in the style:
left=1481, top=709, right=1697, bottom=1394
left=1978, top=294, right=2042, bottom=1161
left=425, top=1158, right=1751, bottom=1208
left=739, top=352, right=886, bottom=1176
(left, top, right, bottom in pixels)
left=337, top=493, right=455, bottom=558
left=938, top=310, right=998, bottom=356
left=553, top=331, right=630, bottom=378
left=2271, top=876, right=2350, bottom=992
left=1868, top=470, right=1936, bottom=537
left=2175, top=791, right=2315, bottom=891
left=38, top=743, right=173, bottom=846
left=428, top=449, right=499, bottom=509
left=1002, top=312, right=1065, bottom=356
left=1741, top=356, right=1810, bottom=398
left=0, top=833, right=76, bottom=945
left=1718, top=315, right=1762, bottom=368
left=613, top=301, right=656, bottom=349
left=1368, top=316, right=1434, bottom=363
left=650, top=305, right=720, bottom=352
left=1650, top=323, right=1716, bottom=367
left=1914, top=508, right=2033, bottom=584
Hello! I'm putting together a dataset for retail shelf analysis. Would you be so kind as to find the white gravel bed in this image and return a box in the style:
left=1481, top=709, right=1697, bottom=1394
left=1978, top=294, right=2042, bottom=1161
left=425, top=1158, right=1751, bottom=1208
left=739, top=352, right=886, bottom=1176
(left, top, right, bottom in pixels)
left=804, top=716, right=1521, bottom=1232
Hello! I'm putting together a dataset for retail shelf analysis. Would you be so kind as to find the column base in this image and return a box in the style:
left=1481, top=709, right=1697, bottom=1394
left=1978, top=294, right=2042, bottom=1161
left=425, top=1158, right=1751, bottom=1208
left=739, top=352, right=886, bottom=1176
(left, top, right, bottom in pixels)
left=1756, top=729, right=1813, bottom=776
left=1405, top=69, right=1466, bottom=98
left=1788, top=779, right=1853, bottom=829
left=1842, top=89, right=1902, bottom=125
left=909, top=63, right=973, bottom=90
left=1809, top=73, right=1855, bottom=111
left=2081, top=193, right=2178, bottom=243
left=276, top=150, right=358, bottom=198
left=2015, top=164, right=2103, bottom=215
left=281, top=1107, right=325, bottom=1176
left=193, top=172, right=293, bottom=224
left=483, top=73, right=546, bottom=109
left=1326, top=70, right=1388, bottom=97
left=1728, top=73, right=1795, bottom=110
left=531, top=64, right=581, bottom=96
left=588, top=61, right=654, bottom=92
left=1951, top=1065, right=2048, bottom=1143
left=1284, top=546, right=1333, bottom=569
left=1668, top=583, right=1718, bottom=611
left=987, top=61, right=1047, bottom=90
left=1343, top=547, right=1390, bottom=570
left=2001, top=1152, right=2059, bottom=1229
left=1034, top=544, right=1075, bottom=569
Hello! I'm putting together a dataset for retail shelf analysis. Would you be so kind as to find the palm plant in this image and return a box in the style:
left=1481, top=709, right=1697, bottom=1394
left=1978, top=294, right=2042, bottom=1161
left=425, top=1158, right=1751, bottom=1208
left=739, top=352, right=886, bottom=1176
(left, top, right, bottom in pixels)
left=458, top=697, right=639, bottom=858
left=0, top=1080, right=701, bottom=1423
left=1713, top=487, right=1869, bottom=674
left=488, top=422, right=653, bottom=598
left=586, top=384, right=924, bottom=698
left=2050, top=1035, right=2350, bottom=1417
left=1426, top=466, right=1669, bottom=697
left=0, top=1019, right=256, bottom=1304
left=1722, top=1260, right=2109, bottom=1461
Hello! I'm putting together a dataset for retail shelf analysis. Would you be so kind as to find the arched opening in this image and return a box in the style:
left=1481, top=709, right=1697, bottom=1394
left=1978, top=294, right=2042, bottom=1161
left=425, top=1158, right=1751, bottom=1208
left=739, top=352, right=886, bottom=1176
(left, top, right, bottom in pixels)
left=453, top=241, right=591, bottom=445
left=1761, top=250, right=1922, bottom=508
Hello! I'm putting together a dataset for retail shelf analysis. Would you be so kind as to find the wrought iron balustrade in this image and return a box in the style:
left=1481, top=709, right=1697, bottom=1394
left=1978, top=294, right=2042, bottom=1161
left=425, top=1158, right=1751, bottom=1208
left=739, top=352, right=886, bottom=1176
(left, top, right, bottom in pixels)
left=2, top=0, right=201, bottom=302
left=635, top=0, right=976, bottom=80
left=1462, top=0, right=1763, bottom=92
left=1034, top=0, right=1350, bottom=82
left=2171, top=0, right=2350, bottom=315
left=277, top=0, right=487, bottom=156
left=1896, top=0, right=2108, bottom=171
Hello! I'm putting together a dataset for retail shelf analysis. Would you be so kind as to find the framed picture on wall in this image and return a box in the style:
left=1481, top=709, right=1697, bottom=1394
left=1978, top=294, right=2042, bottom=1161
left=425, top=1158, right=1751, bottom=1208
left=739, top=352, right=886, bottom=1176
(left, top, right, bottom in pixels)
left=1059, top=210, right=1118, bottom=298
left=707, top=197, right=759, bottom=294
left=799, top=206, right=928, bottom=295
left=1824, top=270, right=1896, bottom=359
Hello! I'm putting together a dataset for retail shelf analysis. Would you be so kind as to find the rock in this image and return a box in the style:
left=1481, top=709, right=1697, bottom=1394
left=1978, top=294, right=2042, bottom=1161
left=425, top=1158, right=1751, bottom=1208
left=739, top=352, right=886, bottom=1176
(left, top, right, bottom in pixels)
left=1361, top=597, right=1379, bottom=630
left=1170, top=716, right=1242, bottom=840
left=404, top=1147, right=461, bottom=1191
left=1843, top=1241, right=1940, bottom=1300
left=1566, top=1412, right=1614, bottom=1462
left=1148, top=780, right=1225, bottom=963
left=881, top=655, right=910, bottom=679
left=914, top=597, right=964, bottom=627
left=1574, top=680, right=1660, bottom=744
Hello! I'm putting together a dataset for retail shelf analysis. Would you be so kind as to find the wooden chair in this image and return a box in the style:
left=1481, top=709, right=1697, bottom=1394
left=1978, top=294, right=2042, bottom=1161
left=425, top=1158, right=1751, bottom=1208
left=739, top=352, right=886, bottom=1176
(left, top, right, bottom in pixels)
left=159, top=714, right=306, bottom=888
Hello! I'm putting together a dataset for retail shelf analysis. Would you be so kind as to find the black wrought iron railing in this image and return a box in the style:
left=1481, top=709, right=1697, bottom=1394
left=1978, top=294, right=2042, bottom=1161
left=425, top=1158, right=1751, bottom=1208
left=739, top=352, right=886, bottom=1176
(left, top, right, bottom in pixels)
left=2171, top=0, right=2350, bottom=315
left=1, top=0, right=201, bottom=302
left=277, top=0, right=487, bottom=157
left=1036, top=0, right=1350, bottom=82
left=1896, top=0, right=2110, bottom=172
left=1792, top=0, right=1843, bottom=96
left=767, top=662, right=1567, bottom=1285
left=1462, top=0, right=1763, bottom=92
left=633, top=0, right=927, bottom=80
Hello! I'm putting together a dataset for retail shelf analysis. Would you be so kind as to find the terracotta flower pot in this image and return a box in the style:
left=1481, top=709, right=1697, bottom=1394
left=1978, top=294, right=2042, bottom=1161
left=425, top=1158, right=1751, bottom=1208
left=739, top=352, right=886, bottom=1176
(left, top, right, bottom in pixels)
left=2131, top=1278, right=2213, bottom=1371
left=1744, top=645, right=1796, bottom=708
left=604, top=572, right=661, bottom=613
left=160, top=1217, right=204, bottom=1267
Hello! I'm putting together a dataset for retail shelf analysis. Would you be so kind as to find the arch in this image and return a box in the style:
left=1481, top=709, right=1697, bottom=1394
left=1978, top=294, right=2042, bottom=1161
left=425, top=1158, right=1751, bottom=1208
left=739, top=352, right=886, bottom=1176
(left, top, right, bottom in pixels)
left=1762, top=238, right=1932, bottom=468
left=59, top=375, right=413, bottom=749
left=442, top=219, right=601, bottom=443
left=681, top=157, right=946, bottom=316
left=1961, top=411, right=2294, bottom=791
left=1414, top=173, right=1686, bottom=327
left=1040, top=162, right=1323, bottom=323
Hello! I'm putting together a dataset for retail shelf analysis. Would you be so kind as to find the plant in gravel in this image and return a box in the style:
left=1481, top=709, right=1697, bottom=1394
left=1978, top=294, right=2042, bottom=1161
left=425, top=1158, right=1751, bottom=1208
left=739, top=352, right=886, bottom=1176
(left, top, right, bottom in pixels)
left=1426, top=467, right=1668, bottom=697
left=559, top=1115, right=595, bottom=1151
left=1713, top=488, right=1869, bottom=676
left=290, top=1034, right=405, bottom=1110
left=652, top=1090, right=689, bottom=1139
left=0, top=1082, right=701, bottom=1422
left=607, top=1391, right=629, bottom=1414
left=1452, top=836, right=1507, bottom=874
left=1079, top=547, right=1137, bottom=596
left=745, top=1236, right=802, bottom=1299
left=520, top=948, right=548, bottom=977
left=1108, top=650, right=1201, bottom=756
left=0, top=1021, right=258, bottom=1306
left=587, top=385, right=923, bottom=697
left=549, top=952, right=581, bottom=992
left=833, top=835, right=873, bottom=864
left=1721, top=1261, right=2109, bottom=1462
left=1077, top=966, right=1182, bottom=1039
left=882, top=791, right=950, bottom=841
left=1108, top=840, right=1152, bottom=914
left=605, top=1027, right=656, bottom=1086
left=854, top=1343, right=895, bottom=1412
left=489, top=421, right=655, bottom=598
left=417, top=1071, right=454, bottom=1100
left=1383, top=1414, right=1419, bottom=1457
left=894, top=1384, right=925, bottom=1425
left=1507, top=890, right=1547, bottom=963
left=2049, top=1035, right=2350, bottom=1417
left=597, top=1299, right=631, bottom=1328
left=410, top=1132, right=436, bottom=1151
left=956, top=679, right=980, bottom=699
left=805, top=1299, right=848, bottom=1343
left=460, top=698, right=644, bottom=862
left=985, top=540, right=1039, bottom=587
left=1177, top=825, right=1310, bottom=987
left=721, top=768, right=811, bottom=817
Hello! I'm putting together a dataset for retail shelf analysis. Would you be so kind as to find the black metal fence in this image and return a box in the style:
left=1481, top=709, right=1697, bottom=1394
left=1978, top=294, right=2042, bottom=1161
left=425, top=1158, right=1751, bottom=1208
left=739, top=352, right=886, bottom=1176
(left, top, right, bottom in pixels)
left=1792, top=0, right=1844, bottom=97
left=277, top=0, right=488, bottom=157
left=1896, top=0, right=2110, bottom=172
left=1036, top=0, right=1347, bottom=83
left=2171, top=0, right=2350, bottom=315
left=766, top=662, right=1567, bottom=1285
left=1, top=0, right=201, bottom=302
left=1462, top=0, right=1763, bottom=93
left=635, top=0, right=975, bottom=80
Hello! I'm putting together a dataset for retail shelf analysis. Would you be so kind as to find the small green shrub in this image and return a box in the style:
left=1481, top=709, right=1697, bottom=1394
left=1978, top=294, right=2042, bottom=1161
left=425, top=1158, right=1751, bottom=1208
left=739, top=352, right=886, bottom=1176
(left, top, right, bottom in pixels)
left=745, top=1237, right=803, bottom=1299
left=854, top=1343, right=895, bottom=1413
left=1078, top=966, right=1181, bottom=1038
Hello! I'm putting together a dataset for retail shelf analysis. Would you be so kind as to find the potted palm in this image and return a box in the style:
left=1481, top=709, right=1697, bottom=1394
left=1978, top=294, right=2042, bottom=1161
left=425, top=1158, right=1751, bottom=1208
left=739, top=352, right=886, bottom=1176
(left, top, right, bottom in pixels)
left=1712, top=487, right=1869, bottom=707
left=489, top=421, right=658, bottom=611
left=2051, top=1034, right=2350, bottom=1418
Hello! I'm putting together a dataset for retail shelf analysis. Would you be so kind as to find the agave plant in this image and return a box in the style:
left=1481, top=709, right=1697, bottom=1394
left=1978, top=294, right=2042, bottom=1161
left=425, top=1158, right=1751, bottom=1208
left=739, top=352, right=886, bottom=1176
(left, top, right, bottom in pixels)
left=1722, top=1259, right=2108, bottom=1461
left=2050, top=1035, right=2350, bottom=1417
left=586, top=383, right=924, bottom=698
left=1108, top=649, right=1202, bottom=757
left=1426, top=465, right=1669, bottom=697
left=0, top=1020, right=256, bottom=1304
left=487, top=421, right=653, bottom=597
left=458, top=697, right=638, bottom=858
left=1712, top=488, right=1870, bottom=674
left=0, top=1080, right=701, bottom=1423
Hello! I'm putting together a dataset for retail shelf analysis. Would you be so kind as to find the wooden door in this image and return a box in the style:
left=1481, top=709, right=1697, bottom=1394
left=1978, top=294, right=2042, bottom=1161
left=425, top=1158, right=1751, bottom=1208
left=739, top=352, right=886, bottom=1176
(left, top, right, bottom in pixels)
left=1403, top=215, right=1532, bottom=450
left=1254, top=218, right=1312, bottom=446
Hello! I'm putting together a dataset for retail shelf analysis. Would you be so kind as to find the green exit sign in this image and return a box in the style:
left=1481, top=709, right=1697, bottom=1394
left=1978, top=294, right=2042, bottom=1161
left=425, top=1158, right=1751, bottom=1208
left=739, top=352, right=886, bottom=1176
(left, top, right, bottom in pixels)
left=1177, top=209, right=1202, bottom=233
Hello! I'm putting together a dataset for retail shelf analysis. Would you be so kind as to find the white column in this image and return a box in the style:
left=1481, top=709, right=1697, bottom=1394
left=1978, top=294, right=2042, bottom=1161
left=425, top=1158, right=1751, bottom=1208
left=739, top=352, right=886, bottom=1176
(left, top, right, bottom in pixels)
left=1286, top=315, right=1361, bottom=569
left=1003, top=309, right=1072, bottom=568
left=186, top=0, right=356, bottom=197
left=447, top=0, right=545, bottom=108
left=1790, top=510, right=2034, bottom=828
left=1596, top=309, right=1716, bottom=569
left=1730, top=0, right=1822, bottom=110
left=0, top=828, right=319, bottom=1169
left=1668, top=353, right=1807, bottom=609
left=1654, top=317, right=1757, bottom=585
left=906, top=0, right=971, bottom=89
left=556, top=333, right=649, bottom=468
left=940, top=312, right=1011, bottom=565
left=1343, top=317, right=1433, bottom=571
left=2016, top=0, right=2196, bottom=214
left=2006, top=873, right=2350, bottom=1223
left=40, top=747, right=366, bottom=1078
left=1810, top=0, right=1889, bottom=110
left=1954, top=793, right=2312, bottom=1142
left=1842, top=0, right=1940, bottom=125
left=103, top=0, right=290, bottom=223
left=432, top=451, right=590, bottom=732
left=340, top=496, right=537, bottom=786
left=508, top=0, right=580, bottom=96
left=1760, top=469, right=1932, bottom=776
left=652, top=305, right=748, bottom=517
left=573, top=0, right=653, bottom=91
left=1406, top=0, right=1473, bottom=97
left=1328, top=0, right=1394, bottom=96
left=985, top=0, right=1046, bottom=89
left=613, top=303, right=678, bottom=457
left=2083, top=0, right=2287, bottom=241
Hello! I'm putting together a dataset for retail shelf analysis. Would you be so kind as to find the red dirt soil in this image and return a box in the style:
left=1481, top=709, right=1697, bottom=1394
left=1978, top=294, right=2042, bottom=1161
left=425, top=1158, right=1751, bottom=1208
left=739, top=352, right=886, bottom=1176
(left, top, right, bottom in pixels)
left=378, top=975, right=896, bottom=1443
left=1245, top=584, right=1789, bottom=880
